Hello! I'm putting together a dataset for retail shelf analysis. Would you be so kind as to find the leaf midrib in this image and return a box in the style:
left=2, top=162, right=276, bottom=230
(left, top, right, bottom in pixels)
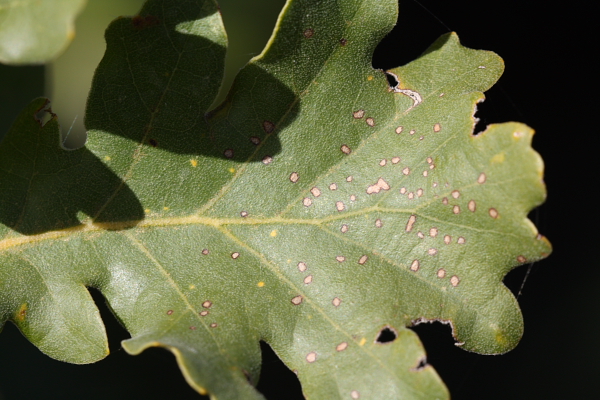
left=0, top=197, right=526, bottom=254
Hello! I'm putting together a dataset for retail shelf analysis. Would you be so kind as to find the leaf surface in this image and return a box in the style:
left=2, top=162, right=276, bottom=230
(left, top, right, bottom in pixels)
left=0, top=0, right=551, bottom=398
left=0, top=0, right=86, bottom=64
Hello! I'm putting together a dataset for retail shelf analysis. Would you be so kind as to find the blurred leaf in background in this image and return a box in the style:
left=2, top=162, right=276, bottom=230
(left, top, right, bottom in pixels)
left=48, top=0, right=145, bottom=148
left=50, top=0, right=285, bottom=149
left=0, top=0, right=85, bottom=64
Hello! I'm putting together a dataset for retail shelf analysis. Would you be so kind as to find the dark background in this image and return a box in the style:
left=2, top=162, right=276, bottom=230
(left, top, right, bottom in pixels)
left=0, top=0, right=595, bottom=399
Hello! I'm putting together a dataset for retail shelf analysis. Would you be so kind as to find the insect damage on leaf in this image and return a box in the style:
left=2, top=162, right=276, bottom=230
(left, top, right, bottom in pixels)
left=0, top=0, right=551, bottom=399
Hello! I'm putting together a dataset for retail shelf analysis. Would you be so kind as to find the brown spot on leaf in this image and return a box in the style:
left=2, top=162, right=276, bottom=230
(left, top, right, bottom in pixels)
left=366, top=177, right=390, bottom=194
left=410, top=260, right=420, bottom=271
left=303, top=28, right=314, bottom=38
left=132, top=15, right=160, bottom=30
left=468, top=200, right=476, bottom=212
left=16, top=304, right=27, bottom=321
left=262, top=120, right=275, bottom=133
left=489, top=208, right=499, bottom=218
left=450, top=275, right=460, bottom=287
left=353, top=109, right=365, bottom=119
left=477, top=173, right=487, bottom=184
left=405, top=215, right=416, bottom=232
left=336, top=342, right=348, bottom=351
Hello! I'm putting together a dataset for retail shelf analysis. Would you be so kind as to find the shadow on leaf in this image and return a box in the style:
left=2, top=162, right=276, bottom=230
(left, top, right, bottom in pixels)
left=85, top=0, right=297, bottom=160
left=0, top=98, right=144, bottom=235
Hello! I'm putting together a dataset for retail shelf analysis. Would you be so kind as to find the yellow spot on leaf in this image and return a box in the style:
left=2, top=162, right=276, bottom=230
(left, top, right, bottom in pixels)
left=359, top=337, right=366, bottom=346
left=144, top=209, right=151, bottom=213
left=16, top=303, right=27, bottom=321
left=228, top=168, right=235, bottom=173
left=496, top=333, right=508, bottom=346
left=163, top=207, right=169, bottom=211
left=189, top=285, right=195, bottom=290
left=257, top=281, right=265, bottom=287
left=367, top=75, right=373, bottom=81
left=490, top=323, right=508, bottom=346
left=190, top=159, right=198, bottom=167
left=491, top=152, right=505, bottom=163
left=104, top=156, right=111, bottom=161
left=270, top=230, right=278, bottom=237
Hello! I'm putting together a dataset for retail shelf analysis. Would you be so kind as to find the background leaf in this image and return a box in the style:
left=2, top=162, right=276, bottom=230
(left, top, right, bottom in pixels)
left=0, top=0, right=556, bottom=400
left=0, top=0, right=86, bottom=64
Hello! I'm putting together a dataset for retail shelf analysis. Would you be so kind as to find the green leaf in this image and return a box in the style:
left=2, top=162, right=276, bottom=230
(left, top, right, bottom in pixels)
left=0, top=0, right=551, bottom=399
left=0, top=0, right=86, bottom=64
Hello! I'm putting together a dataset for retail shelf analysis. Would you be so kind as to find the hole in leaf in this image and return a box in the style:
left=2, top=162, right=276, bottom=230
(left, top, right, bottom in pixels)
left=256, top=341, right=304, bottom=399
left=384, top=71, right=399, bottom=88
left=34, top=105, right=53, bottom=127
left=411, top=356, right=428, bottom=371
left=375, top=326, right=398, bottom=344
left=473, top=100, right=490, bottom=136
left=132, top=14, right=160, bottom=30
